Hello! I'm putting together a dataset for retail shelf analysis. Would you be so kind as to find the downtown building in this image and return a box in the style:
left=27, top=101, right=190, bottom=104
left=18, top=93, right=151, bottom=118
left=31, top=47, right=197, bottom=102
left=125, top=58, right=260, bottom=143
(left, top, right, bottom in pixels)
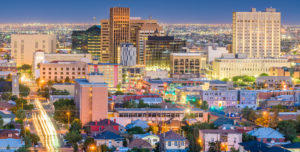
left=71, top=25, right=101, bottom=60
left=200, top=90, right=258, bottom=109
left=109, top=7, right=130, bottom=64
left=87, top=62, right=122, bottom=88
left=232, top=8, right=281, bottom=58
left=39, top=61, right=87, bottom=82
left=74, top=73, right=108, bottom=125
left=144, top=36, right=186, bottom=71
left=170, top=52, right=207, bottom=79
left=11, top=34, right=56, bottom=66
left=212, top=54, right=291, bottom=79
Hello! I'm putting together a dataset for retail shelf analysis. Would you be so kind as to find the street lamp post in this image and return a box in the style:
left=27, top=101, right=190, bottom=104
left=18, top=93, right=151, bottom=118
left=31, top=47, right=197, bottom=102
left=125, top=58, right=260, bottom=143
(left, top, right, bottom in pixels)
left=66, top=112, right=71, bottom=129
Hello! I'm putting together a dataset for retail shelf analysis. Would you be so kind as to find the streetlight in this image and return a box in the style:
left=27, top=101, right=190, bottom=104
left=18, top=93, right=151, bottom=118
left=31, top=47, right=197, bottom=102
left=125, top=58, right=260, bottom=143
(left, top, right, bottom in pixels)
left=89, top=144, right=96, bottom=152
left=66, top=112, right=71, bottom=129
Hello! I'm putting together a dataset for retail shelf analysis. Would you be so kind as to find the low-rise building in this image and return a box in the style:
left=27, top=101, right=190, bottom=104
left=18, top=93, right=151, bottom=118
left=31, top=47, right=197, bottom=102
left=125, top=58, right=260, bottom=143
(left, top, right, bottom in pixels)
left=40, top=61, right=87, bottom=82
left=201, top=90, right=239, bottom=108
left=199, top=128, right=242, bottom=152
left=212, top=54, right=291, bottom=79
left=128, top=139, right=153, bottom=151
left=247, top=128, right=285, bottom=144
left=269, top=66, right=300, bottom=79
left=113, top=108, right=208, bottom=125
left=256, top=76, right=293, bottom=90
left=170, top=53, right=207, bottom=78
left=94, top=131, right=123, bottom=148
left=0, top=129, right=24, bottom=151
left=159, top=130, right=188, bottom=152
left=132, top=133, right=159, bottom=148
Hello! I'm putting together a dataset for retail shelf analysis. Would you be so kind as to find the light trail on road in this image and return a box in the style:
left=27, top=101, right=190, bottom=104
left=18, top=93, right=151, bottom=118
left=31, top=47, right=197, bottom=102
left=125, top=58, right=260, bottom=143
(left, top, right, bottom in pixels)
left=32, top=99, right=60, bottom=151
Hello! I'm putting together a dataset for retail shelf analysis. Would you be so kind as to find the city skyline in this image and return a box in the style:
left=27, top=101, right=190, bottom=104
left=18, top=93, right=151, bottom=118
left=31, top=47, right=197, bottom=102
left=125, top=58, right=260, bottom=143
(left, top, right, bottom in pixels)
left=1, top=0, right=300, bottom=24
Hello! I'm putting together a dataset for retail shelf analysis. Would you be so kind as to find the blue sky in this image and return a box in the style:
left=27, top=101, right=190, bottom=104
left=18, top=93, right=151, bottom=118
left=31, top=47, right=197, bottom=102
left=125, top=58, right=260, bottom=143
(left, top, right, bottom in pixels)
left=1, top=0, right=300, bottom=24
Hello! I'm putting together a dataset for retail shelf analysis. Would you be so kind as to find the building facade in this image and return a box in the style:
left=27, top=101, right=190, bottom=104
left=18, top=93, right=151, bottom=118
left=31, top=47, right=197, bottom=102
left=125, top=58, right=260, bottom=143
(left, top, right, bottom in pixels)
left=121, top=43, right=137, bottom=66
left=232, top=8, right=281, bottom=58
left=33, top=51, right=92, bottom=78
left=212, top=55, right=291, bottom=79
left=130, top=19, right=164, bottom=65
left=144, top=36, right=186, bottom=71
left=74, top=74, right=108, bottom=125
left=207, top=46, right=228, bottom=63
left=109, top=7, right=130, bottom=63
left=100, top=19, right=110, bottom=63
left=199, top=129, right=242, bottom=152
left=87, top=25, right=101, bottom=60
left=11, top=34, right=56, bottom=66
left=87, top=63, right=122, bottom=88
left=256, top=76, right=293, bottom=90
left=201, top=90, right=239, bottom=108
left=39, top=61, right=87, bottom=82
left=114, top=108, right=208, bottom=122
left=170, top=53, right=207, bottom=77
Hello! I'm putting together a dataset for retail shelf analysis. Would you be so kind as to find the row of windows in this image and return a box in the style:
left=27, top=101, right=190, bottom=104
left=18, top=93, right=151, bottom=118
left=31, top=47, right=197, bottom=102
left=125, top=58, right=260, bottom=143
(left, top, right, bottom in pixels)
left=42, top=67, right=85, bottom=71
left=42, top=72, right=85, bottom=75
left=119, top=112, right=203, bottom=118
left=168, top=141, right=184, bottom=147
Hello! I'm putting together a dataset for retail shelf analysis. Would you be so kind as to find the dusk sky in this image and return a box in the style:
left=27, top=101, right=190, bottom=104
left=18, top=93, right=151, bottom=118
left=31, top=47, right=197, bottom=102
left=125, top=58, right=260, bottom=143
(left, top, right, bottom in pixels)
left=1, top=0, right=300, bottom=24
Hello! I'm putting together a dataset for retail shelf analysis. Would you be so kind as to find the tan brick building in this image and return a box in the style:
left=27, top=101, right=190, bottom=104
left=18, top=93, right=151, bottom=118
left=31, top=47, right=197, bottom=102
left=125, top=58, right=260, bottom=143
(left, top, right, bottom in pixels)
left=40, top=61, right=87, bottom=82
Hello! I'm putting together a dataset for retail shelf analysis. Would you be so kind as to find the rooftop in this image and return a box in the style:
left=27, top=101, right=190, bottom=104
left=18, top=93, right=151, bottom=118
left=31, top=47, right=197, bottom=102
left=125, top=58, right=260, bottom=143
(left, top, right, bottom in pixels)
left=247, top=128, right=284, bottom=139
left=75, top=78, right=107, bottom=85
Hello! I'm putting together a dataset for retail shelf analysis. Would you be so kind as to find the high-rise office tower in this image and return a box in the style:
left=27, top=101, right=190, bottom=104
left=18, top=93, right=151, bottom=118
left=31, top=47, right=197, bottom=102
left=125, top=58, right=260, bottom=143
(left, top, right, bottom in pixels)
left=11, top=34, right=56, bottom=66
left=232, top=8, right=281, bottom=58
left=72, top=25, right=101, bottom=60
left=109, top=7, right=130, bottom=63
left=87, top=25, right=101, bottom=60
left=100, top=20, right=110, bottom=63
left=130, top=19, right=164, bottom=65
left=144, top=36, right=186, bottom=71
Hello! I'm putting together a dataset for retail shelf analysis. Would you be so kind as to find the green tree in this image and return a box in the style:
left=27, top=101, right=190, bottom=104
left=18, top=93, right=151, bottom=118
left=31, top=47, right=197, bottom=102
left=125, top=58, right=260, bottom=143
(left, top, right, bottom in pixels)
left=123, top=138, right=128, bottom=147
left=138, top=100, right=148, bottom=108
left=200, top=101, right=209, bottom=111
left=53, top=99, right=76, bottom=124
left=259, top=73, right=269, bottom=77
left=82, top=137, right=95, bottom=152
left=29, top=133, right=40, bottom=146
left=18, top=64, right=31, bottom=71
left=0, top=115, right=4, bottom=128
left=230, top=147, right=239, bottom=152
left=16, top=109, right=26, bottom=121
left=241, top=107, right=257, bottom=121
left=242, top=133, right=256, bottom=142
left=65, top=119, right=82, bottom=152
left=127, top=126, right=145, bottom=135
left=19, top=84, right=30, bottom=97
left=65, top=130, right=82, bottom=152
left=277, top=120, right=298, bottom=142
left=221, top=78, right=229, bottom=82
left=182, top=122, right=216, bottom=152
left=208, top=141, right=221, bottom=152
left=1, top=93, right=12, bottom=101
